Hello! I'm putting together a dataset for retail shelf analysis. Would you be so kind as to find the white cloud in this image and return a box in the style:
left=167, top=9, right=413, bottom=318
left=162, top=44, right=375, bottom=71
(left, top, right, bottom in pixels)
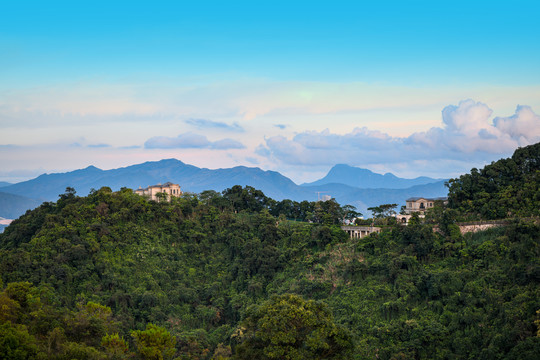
left=260, top=100, right=540, bottom=172
left=494, top=105, right=540, bottom=144
left=442, top=99, right=493, bottom=134
left=411, top=100, right=540, bottom=154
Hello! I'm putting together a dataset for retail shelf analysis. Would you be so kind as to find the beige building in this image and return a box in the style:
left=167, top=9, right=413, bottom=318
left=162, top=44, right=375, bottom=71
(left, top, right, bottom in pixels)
left=395, top=196, right=448, bottom=224
left=404, top=197, right=448, bottom=215
left=135, top=182, right=182, bottom=201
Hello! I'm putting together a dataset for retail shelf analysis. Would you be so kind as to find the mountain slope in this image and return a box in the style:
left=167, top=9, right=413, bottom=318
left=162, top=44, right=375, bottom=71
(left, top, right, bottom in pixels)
left=304, top=164, right=443, bottom=189
left=0, top=191, right=42, bottom=219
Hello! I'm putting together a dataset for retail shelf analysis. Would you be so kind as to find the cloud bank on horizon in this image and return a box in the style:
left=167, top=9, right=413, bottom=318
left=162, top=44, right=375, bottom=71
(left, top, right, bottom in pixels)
left=258, top=100, right=540, bottom=166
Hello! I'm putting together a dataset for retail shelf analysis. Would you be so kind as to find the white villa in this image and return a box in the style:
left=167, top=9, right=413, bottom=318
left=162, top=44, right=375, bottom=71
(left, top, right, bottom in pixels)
left=135, top=182, right=182, bottom=201
left=404, top=197, right=448, bottom=215
left=395, top=196, right=448, bottom=224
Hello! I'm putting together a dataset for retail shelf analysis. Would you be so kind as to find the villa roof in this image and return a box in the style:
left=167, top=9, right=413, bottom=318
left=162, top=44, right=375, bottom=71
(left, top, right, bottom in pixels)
left=147, top=182, right=179, bottom=188
left=406, top=197, right=448, bottom=202
left=137, top=182, right=180, bottom=191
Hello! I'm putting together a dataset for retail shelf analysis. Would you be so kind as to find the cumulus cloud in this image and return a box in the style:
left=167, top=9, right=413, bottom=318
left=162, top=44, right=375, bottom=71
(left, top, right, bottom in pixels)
left=259, top=100, right=540, bottom=169
left=410, top=100, right=540, bottom=154
left=493, top=105, right=540, bottom=143
left=144, top=132, right=245, bottom=150
left=185, top=118, right=244, bottom=132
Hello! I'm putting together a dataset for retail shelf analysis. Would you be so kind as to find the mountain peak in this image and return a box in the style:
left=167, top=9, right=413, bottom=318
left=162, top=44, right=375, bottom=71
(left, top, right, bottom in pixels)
left=84, top=165, right=101, bottom=171
left=158, top=158, right=185, bottom=164
left=140, top=158, right=185, bottom=167
left=70, top=165, right=103, bottom=174
left=329, top=164, right=376, bottom=175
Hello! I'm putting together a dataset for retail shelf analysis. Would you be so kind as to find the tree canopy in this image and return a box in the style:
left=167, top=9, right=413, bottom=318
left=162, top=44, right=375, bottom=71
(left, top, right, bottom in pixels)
left=234, top=294, right=353, bottom=360
left=447, top=142, right=540, bottom=219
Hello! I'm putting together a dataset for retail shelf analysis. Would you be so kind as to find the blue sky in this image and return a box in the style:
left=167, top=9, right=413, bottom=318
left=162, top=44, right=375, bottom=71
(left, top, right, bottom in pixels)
left=1, top=0, right=540, bottom=183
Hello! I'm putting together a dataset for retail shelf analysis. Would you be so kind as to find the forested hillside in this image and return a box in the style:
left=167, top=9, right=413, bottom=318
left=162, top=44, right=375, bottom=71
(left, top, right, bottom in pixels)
left=0, top=144, right=539, bottom=359
left=447, top=142, right=540, bottom=219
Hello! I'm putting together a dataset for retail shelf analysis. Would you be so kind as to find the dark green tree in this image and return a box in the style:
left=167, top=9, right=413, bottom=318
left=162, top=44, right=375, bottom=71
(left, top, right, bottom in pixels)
left=341, top=205, right=361, bottom=224
left=223, top=186, right=269, bottom=212
left=131, top=324, right=176, bottom=360
left=233, top=294, right=353, bottom=360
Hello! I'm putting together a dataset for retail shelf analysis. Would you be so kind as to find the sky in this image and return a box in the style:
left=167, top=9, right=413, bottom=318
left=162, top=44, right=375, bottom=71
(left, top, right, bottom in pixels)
left=1, top=0, right=540, bottom=184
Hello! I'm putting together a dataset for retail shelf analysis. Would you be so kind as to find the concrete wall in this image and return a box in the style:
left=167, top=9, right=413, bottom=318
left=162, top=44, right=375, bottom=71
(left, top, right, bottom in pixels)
left=341, top=226, right=381, bottom=239
left=456, top=221, right=507, bottom=234
left=432, top=220, right=509, bottom=235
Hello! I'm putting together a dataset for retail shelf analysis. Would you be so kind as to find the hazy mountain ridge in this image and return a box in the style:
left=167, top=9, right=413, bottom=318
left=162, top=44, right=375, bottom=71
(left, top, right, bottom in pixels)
left=301, top=180, right=448, bottom=216
left=0, top=159, right=448, bottom=219
left=0, top=191, right=42, bottom=219
left=303, top=164, right=444, bottom=188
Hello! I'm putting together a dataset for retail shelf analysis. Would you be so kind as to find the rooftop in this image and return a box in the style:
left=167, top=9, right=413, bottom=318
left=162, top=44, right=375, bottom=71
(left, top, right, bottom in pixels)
left=406, top=197, right=448, bottom=202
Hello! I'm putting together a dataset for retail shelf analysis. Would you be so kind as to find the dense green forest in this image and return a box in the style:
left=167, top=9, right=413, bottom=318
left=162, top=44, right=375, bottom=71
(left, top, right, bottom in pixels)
left=446, top=142, right=540, bottom=220
left=1, top=143, right=539, bottom=359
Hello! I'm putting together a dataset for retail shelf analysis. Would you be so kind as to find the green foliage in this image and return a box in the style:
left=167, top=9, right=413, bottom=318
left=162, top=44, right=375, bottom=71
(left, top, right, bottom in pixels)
left=368, top=204, right=398, bottom=219
left=131, top=324, right=176, bottom=360
left=66, top=302, right=118, bottom=347
left=0, top=321, right=40, bottom=360
left=447, top=142, right=540, bottom=219
left=233, top=294, right=353, bottom=359
left=101, top=333, right=131, bottom=359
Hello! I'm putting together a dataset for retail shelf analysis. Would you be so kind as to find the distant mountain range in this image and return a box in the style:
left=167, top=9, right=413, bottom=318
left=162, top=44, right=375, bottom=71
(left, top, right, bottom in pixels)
left=303, top=164, right=443, bottom=189
left=0, top=159, right=300, bottom=202
left=0, top=159, right=448, bottom=219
